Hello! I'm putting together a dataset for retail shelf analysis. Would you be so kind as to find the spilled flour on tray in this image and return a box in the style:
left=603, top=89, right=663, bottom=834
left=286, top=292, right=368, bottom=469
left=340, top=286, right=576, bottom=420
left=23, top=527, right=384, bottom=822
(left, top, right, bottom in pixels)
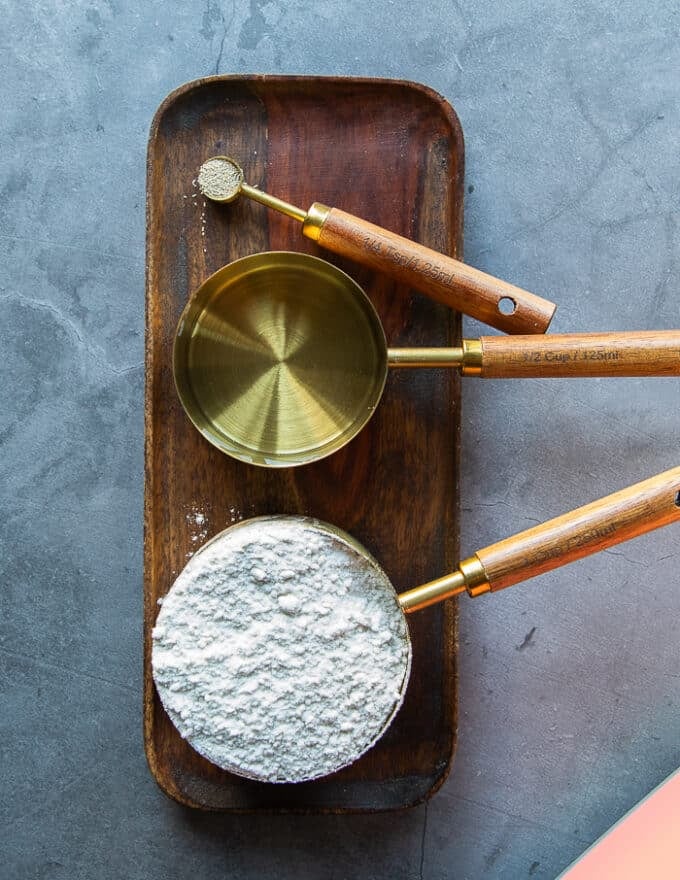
left=152, top=516, right=411, bottom=783
left=184, top=506, right=209, bottom=560
left=186, top=506, right=208, bottom=543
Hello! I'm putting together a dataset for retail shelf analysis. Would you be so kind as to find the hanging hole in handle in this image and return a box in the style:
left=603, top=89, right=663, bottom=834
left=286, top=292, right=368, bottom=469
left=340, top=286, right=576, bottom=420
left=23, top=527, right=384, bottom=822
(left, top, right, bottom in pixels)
left=498, top=297, right=517, bottom=316
left=675, top=490, right=680, bottom=507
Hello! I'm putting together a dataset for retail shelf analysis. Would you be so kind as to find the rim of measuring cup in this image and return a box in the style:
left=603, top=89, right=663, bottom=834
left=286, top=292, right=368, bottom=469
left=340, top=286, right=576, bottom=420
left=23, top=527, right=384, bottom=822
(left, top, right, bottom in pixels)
left=173, top=251, right=389, bottom=467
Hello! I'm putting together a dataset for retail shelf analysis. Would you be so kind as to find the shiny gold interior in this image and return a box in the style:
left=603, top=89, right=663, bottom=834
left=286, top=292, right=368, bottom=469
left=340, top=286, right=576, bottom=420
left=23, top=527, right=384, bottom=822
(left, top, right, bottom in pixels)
left=173, top=252, right=388, bottom=467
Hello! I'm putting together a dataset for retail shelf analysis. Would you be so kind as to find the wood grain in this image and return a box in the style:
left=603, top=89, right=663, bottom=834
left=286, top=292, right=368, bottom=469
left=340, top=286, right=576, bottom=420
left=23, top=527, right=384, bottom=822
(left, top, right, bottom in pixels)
left=144, top=76, right=463, bottom=811
left=316, top=208, right=556, bottom=334
left=478, top=331, right=680, bottom=378
left=477, top=466, right=680, bottom=592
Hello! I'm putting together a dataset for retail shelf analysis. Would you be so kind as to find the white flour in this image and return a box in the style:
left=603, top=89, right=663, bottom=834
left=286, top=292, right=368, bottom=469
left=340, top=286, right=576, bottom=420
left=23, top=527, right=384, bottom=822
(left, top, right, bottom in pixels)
left=185, top=506, right=208, bottom=544
left=152, top=517, right=411, bottom=783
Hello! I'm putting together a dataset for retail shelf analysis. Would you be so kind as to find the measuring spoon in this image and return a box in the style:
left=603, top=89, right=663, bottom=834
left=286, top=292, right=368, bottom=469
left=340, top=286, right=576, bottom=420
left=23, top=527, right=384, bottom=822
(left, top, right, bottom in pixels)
left=196, top=155, right=556, bottom=335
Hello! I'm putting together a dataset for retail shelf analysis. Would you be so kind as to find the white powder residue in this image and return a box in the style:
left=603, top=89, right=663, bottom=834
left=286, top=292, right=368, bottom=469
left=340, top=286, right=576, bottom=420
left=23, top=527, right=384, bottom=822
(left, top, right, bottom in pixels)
left=186, top=506, right=208, bottom=544
left=184, top=507, right=209, bottom=560
left=152, top=516, right=411, bottom=783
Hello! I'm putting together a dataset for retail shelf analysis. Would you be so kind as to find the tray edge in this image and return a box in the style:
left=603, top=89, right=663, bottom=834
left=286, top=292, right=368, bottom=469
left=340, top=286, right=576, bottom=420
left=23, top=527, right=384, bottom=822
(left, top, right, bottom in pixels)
left=143, top=74, right=465, bottom=812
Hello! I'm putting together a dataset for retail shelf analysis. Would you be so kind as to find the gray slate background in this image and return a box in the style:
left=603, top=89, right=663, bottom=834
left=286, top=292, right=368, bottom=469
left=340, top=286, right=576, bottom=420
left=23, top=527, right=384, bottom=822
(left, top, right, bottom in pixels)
left=1, top=1, right=678, bottom=878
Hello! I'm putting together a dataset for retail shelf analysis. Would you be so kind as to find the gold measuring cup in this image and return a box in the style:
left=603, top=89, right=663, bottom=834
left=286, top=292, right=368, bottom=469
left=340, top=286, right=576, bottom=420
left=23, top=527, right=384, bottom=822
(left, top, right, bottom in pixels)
left=154, top=466, right=680, bottom=782
left=197, top=155, right=556, bottom=335
left=174, top=252, right=680, bottom=467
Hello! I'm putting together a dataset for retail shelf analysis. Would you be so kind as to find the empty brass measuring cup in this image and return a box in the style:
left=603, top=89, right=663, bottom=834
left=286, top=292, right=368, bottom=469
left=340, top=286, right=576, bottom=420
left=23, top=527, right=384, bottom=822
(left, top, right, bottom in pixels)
left=174, top=252, right=387, bottom=467
left=174, top=252, right=680, bottom=467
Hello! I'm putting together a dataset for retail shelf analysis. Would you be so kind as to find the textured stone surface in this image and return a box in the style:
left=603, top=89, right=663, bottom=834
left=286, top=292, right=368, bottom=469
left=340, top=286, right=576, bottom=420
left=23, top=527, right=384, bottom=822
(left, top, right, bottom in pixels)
left=0, top=1, right=678, bottom=877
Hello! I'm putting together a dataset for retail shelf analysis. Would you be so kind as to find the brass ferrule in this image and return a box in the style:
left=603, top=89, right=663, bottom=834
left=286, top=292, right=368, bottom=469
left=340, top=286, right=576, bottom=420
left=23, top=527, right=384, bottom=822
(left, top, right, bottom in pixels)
left=458, top=555, right=491, bottom=596
left=397, top=554, right=490, bottom=613
left=386, top=340, right=484, bottom=372
left=302, top=202, right=331, bottom=241
left=460, top=339, right=483, bottom=376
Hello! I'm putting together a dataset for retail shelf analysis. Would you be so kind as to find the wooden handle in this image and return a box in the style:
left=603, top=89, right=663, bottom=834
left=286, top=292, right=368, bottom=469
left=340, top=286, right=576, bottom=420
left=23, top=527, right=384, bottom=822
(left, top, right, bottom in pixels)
left=311, top=207, right=556, bottom=334
left=477, top=331, right=680, bottom=377
left=475, top=466, right=680, bottom=592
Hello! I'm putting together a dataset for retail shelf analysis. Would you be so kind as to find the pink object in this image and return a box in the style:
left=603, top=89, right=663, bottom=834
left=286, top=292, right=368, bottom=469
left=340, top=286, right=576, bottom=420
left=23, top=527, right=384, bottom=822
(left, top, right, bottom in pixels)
left=558, top=768, right=680, bottom=878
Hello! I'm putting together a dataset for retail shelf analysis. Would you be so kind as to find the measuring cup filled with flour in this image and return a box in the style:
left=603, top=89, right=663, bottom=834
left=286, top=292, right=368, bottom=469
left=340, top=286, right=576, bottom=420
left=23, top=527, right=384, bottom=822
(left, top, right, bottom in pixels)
left=152, top=466, right=680, bottom=783
left=152, top=517, right=411, bottom=782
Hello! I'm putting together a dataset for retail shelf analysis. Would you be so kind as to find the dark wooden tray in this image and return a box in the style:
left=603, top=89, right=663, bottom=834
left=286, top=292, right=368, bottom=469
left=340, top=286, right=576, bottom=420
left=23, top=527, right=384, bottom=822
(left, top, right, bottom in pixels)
left=144, top=75, right=463, bottom=812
